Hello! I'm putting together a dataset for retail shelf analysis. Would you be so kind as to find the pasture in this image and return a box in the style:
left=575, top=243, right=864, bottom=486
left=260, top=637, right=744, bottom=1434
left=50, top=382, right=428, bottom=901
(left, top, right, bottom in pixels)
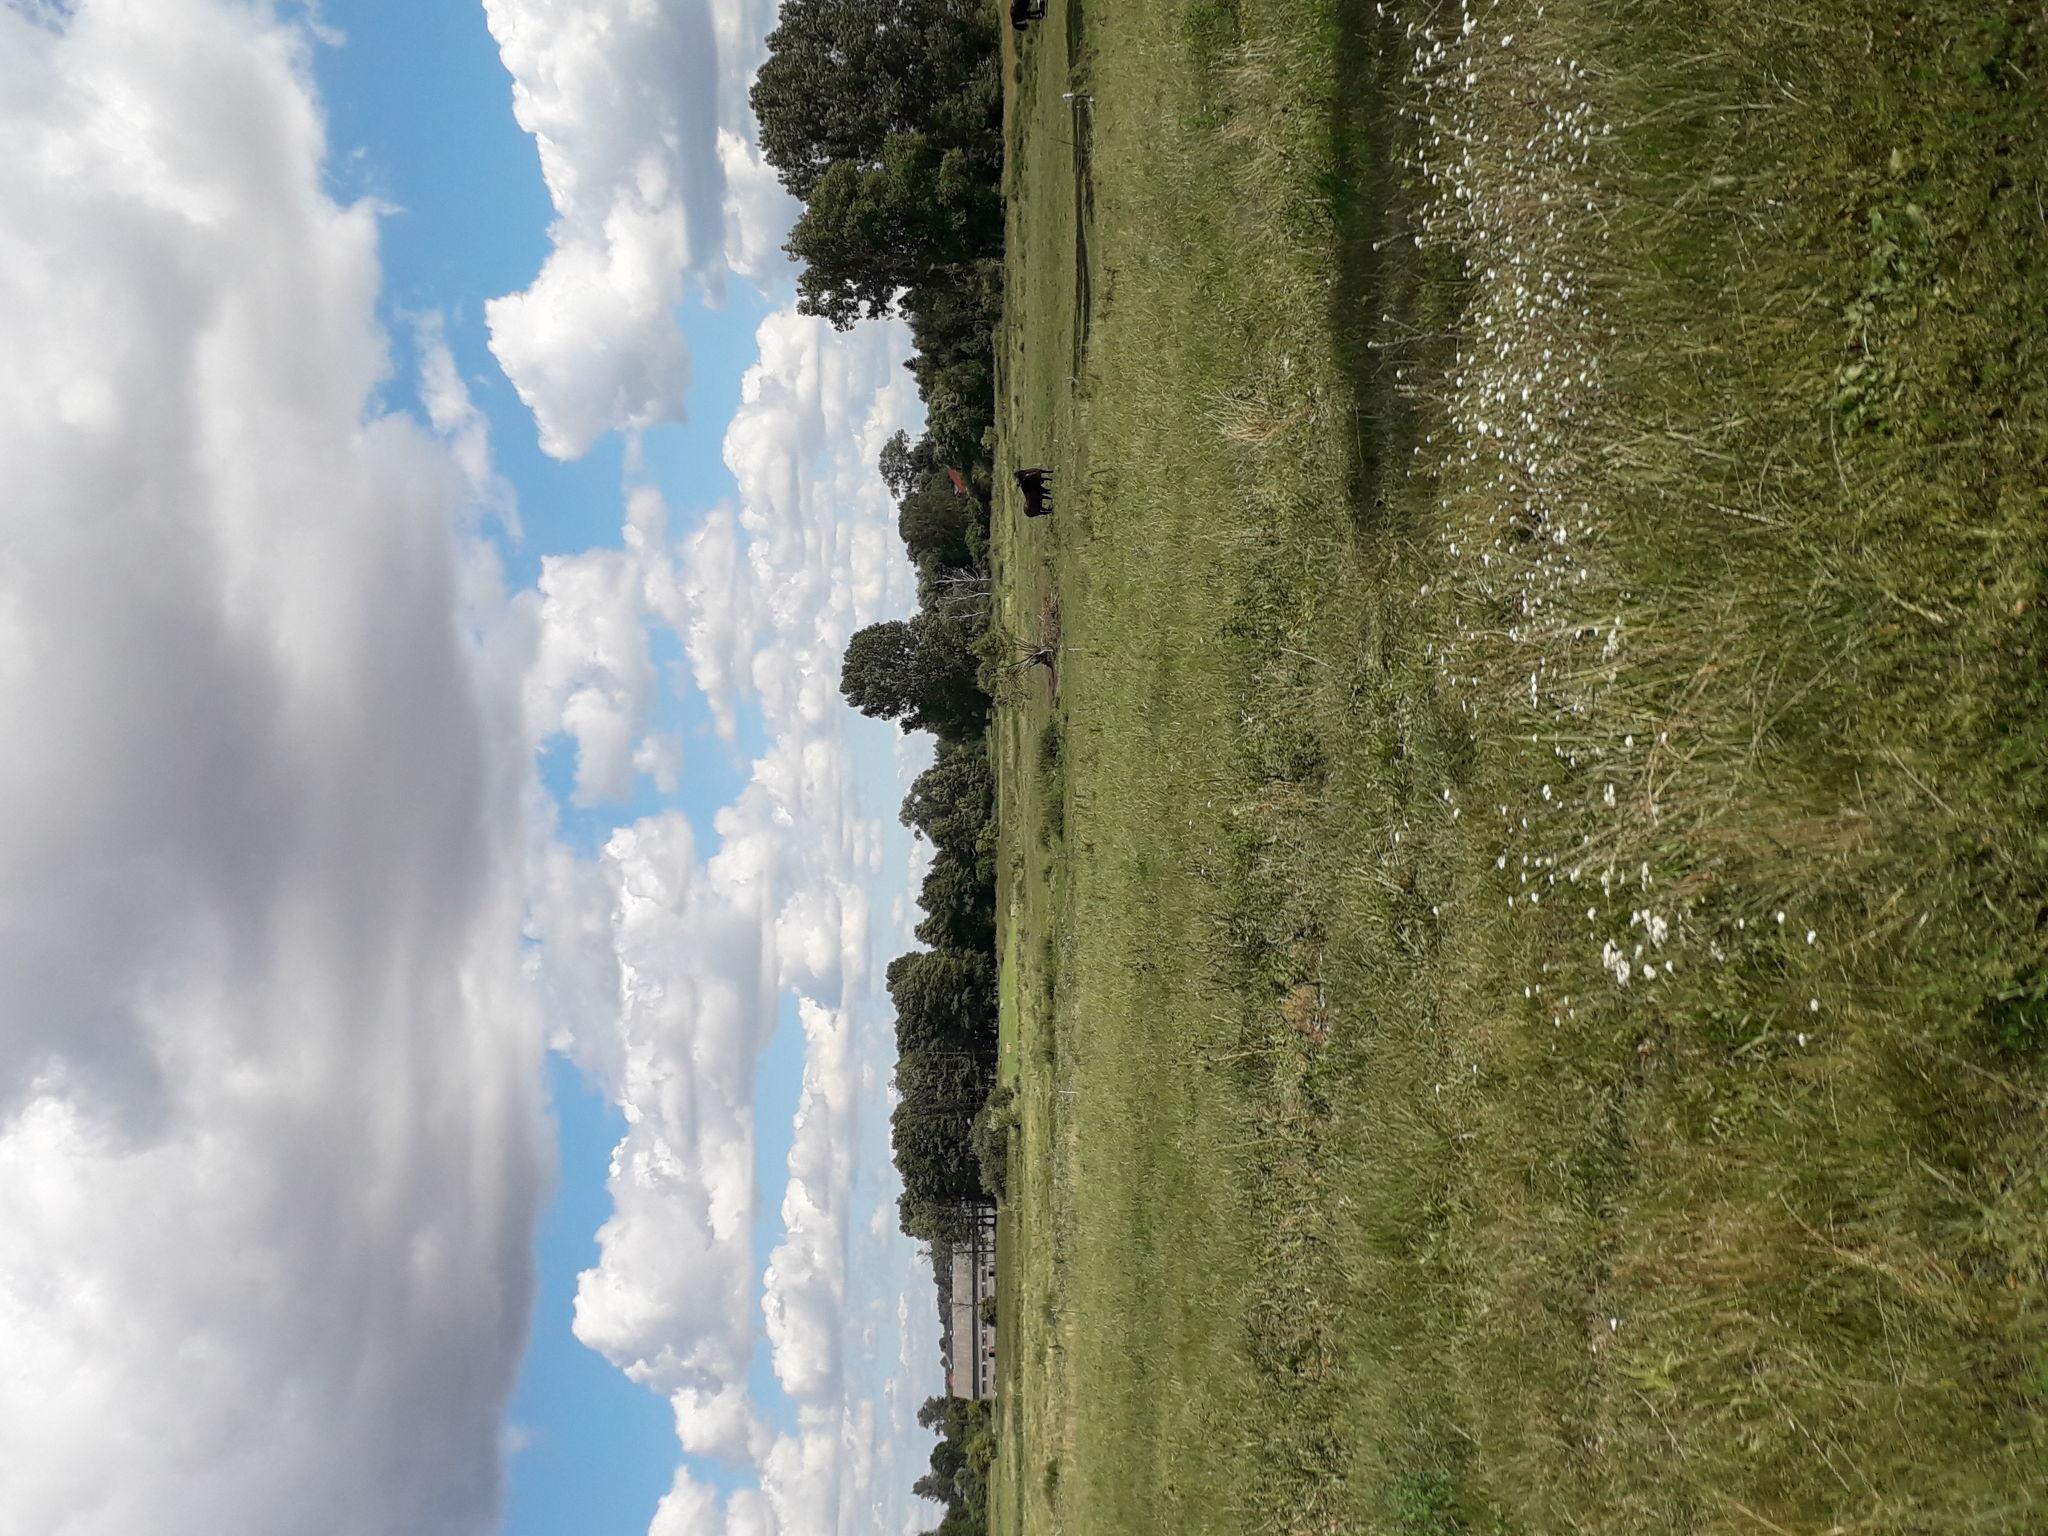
left=986, top=1, right=2046, bottom=1533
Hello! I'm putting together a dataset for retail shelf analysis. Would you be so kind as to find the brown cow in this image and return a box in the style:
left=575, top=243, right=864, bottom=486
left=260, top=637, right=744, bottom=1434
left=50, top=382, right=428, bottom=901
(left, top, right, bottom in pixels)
left=1015, top=467, right=1053, bottom=517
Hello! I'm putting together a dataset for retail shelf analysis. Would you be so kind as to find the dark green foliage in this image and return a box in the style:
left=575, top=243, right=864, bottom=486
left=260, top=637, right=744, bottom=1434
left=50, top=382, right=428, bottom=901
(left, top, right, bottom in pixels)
left=838, top=611, right=989, bottom=739
left=891, top=1047, right=992, bottom=1223
left=879, top=429, right=930, bottom=500
left=751, top=0, right=1000, bottom=203
left=753, top=0, right=1006, bottom=467
left=888, top=949, right=998, bottom=1054
left=903, top=260, right=1003, bottom=469
left=788, top=136, right=1002, bottom=328
left=899, top=476, right=982, bottom=571
left=971, top=1085, right=1017, bottom=1201
left=914, top=848, right=995, bottom=952
left=913, top=1396, right=993, bottom=1532
left=901, top=741, right=996, bottom=879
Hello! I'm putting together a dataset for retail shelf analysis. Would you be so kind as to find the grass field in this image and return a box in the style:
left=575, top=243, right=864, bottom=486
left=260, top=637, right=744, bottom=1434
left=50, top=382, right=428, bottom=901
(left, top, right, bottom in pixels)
left=983, top=0, right=2046, bottom=1532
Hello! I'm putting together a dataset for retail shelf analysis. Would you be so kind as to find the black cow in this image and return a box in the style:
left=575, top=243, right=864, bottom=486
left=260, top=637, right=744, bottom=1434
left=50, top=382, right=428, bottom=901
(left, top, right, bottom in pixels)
left=1015, top=466, right=1053, bottom=518
left=1010, top=0, right=1045, bottom=28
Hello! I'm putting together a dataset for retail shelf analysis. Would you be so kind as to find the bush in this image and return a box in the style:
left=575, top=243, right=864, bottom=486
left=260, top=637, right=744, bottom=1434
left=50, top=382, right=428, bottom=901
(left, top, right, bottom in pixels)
left=971, top=1085, right=1018, bottom=1201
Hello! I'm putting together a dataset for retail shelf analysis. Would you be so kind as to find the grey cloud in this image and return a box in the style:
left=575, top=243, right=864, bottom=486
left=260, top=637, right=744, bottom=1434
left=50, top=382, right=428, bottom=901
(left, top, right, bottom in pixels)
left=0, top=5, right=546, bottom=1532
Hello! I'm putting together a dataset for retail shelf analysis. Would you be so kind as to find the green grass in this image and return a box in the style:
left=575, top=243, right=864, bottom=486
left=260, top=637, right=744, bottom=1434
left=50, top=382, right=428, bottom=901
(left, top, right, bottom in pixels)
left=988, top=1, right=2047, bottom=1533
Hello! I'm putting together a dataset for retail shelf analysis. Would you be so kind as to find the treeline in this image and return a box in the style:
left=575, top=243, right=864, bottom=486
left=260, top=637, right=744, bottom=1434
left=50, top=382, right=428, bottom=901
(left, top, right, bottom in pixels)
left=752, top=0, right=1004, bottom=478
left=751, top=0, right=1009, bottom=1326
left=883, top=739, right=1002, bottom=1244
left=753, top=0, right=1009, bottom=1254
left=914, top=1395, right=993, bottom=1533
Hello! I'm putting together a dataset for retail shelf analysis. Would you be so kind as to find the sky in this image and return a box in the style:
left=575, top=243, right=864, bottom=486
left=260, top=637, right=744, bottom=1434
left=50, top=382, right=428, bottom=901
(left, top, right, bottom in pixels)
left=0, top=2, right=945, bottom=1533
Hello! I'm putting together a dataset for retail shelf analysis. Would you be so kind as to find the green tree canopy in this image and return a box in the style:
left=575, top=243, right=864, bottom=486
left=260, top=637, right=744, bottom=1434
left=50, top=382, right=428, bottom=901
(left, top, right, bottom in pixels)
left=915, top=847, right=995, bottom=951
left=787, top=136, right=1001, bottom=328
left=890, top=1046, right=988, bottom=1219
left=751, top=0, right=1001, bottom=201
left=911, top=1396, right=992, bottom=1531
left=901, top=740, right=993, bottom=867
left=878, top=429, right=929, bottom=500
left=898, top=475, right=982, bottom=574
left=903, top=259, right=1001, bottom=465
left=839, top=610, right=988, bottom=740
left=888, top=948, right=997, bottom=1054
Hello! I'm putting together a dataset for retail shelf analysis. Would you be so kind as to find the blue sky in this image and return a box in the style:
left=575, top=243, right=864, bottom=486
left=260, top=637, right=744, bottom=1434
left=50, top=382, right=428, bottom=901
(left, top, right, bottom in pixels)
left=0, top=3, right=938, bottom=1530
left=309, top=3, right=933, bottom=1530
left=313, top=12, right=767, bottom=1525
left=313, top=0, right=769, bottom=815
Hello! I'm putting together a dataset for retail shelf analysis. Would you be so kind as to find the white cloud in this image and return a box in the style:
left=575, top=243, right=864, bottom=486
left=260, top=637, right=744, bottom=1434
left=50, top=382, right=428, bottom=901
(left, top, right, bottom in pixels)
left=481, top=0, right=798, bottom=458
left=0, top=5, right=546, bottom=1534
left=525, top=829, right=626, bottom=1068
left=669, top=1381, right=771, bottom=1464
left=487, top=203, right=696, bottom=459
left=694, top=308, right=923, bottom=733
left=514, top=302, right=939, bottom=1533
left=635, top=731, right=685, bottom=793
left=760, top=998, right=858, bottom=1403
left=526, top=542, right=657, bottom=805
left=673, top=507, right=755, bottom=739
left=568, top=810, right=767, bottom=1390
left=417, top=312, right=521, bottom=539
left=648, top=1468, right=777, bottom=1536
left=719, top=127, right=798, bottom=283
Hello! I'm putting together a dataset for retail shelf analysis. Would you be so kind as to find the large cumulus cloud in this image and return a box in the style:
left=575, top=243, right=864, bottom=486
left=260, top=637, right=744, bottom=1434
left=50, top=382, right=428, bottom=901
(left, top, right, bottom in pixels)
left=482, top=0, right=797, bottom=460
left=528, top=306, right=939, bottom=1533
left=0, top=3, right=547, bottom=1534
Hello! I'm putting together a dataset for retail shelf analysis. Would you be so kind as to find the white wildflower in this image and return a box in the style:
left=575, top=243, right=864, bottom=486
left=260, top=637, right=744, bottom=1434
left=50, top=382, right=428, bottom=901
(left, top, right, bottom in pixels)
left=1601, top=941, right=1630, bottom=986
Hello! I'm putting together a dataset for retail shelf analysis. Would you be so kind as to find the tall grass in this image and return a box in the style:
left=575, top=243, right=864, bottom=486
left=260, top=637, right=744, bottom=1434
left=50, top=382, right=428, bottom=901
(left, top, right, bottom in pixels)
left=992, top=0, right=2046, bottom=1532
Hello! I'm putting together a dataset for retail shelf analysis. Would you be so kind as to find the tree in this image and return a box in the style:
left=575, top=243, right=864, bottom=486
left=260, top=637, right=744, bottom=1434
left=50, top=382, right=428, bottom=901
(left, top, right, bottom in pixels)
left=878, top=430, right=927, bottom=500
left=891, top=1047, right=989, bottom=1219
left=840, top=611, right=988, bottom=739
left=787, top=136, right=1001, bottom=328
left=901, top=741, right=994, bottom=870
left=901, top=740, right=993, bottom=834
left=910, top=1395, right=992, bottom=1531
left=888, top=949, right=997, bottom=1053
left=915, top=848, right=995, bottom=951
left=752, top=0, right=1001, bottom=201
left=971, top=1086, right=1017, bottom=1201
left=903, top=260, right=1002, bottom=466
left=899, top=475, right=981, bottom=571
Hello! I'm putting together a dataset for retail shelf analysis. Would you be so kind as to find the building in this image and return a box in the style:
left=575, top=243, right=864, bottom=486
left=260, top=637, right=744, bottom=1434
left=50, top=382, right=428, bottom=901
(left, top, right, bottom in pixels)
left=943, top=1203, right=997, bottom=1400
